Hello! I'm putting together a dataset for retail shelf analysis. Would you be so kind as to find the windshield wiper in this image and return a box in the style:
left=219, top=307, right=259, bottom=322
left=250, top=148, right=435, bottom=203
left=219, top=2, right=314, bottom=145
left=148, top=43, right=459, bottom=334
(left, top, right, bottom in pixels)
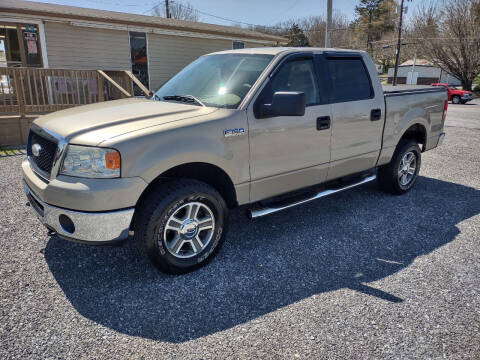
left=162, top=94, right=205, bottom=107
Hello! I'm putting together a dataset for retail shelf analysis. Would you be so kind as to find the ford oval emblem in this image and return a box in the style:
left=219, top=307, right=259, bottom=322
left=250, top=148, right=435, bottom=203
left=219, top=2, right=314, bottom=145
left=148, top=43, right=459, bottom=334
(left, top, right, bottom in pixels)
left=32, top=143, right=42, bottom=157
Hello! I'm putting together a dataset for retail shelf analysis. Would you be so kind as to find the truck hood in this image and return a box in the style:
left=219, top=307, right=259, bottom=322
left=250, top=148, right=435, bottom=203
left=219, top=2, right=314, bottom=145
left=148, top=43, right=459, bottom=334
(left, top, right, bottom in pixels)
left=34, top=98, right=218, bottom=145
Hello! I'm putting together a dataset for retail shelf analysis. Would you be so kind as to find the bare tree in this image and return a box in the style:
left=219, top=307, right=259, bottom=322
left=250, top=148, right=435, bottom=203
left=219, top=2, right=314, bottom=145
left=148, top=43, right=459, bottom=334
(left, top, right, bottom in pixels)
left=411, top=0, right=480, bottom=90
left=152, top=1, right=199, bottom=22
left=300, top=12, right=352, bottom=48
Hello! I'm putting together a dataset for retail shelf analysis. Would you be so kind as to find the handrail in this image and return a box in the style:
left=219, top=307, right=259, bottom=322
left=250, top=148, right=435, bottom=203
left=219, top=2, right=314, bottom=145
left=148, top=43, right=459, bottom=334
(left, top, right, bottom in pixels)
left=0, top=67, right=140, bottom=116
left=123, top=70, right=152, bottom=98
left=97, top=70, right=131, bottom=97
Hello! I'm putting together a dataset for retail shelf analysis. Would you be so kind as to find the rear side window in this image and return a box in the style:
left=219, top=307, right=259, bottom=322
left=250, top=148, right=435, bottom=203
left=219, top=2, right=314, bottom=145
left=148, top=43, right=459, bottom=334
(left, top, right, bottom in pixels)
left=326, top=58, right=373, bottom=103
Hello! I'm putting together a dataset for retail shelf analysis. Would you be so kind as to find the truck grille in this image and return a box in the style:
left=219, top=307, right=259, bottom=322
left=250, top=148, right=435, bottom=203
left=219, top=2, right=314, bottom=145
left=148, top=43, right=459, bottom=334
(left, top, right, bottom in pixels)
left=27, top=130, right=58, bottom=175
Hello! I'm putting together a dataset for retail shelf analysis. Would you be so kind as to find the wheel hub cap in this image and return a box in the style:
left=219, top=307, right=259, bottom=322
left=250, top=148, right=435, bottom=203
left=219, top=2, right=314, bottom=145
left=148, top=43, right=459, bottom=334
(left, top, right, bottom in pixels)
left=180, top=219, right=199, bottom=239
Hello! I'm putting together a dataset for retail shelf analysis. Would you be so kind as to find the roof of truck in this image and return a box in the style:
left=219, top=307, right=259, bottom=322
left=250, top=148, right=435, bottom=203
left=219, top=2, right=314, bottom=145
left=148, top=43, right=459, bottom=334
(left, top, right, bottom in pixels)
left=210, top=47, right=367, bottom=56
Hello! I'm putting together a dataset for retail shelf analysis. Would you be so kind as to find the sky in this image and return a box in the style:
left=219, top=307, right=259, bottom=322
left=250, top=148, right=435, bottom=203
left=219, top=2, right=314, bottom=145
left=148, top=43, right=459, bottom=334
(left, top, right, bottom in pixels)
left=27, top=0, right=365, bottom=26
left=27, top=0, right=434, bottom=28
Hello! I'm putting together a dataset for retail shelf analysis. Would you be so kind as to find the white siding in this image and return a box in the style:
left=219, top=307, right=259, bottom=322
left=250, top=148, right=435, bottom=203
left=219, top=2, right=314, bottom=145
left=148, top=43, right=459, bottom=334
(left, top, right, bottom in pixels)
left=388, top=66, right=441, bottom=78
left=44, top=22, right=130, bottom=70
left=147, top=34, right=262, bottom=90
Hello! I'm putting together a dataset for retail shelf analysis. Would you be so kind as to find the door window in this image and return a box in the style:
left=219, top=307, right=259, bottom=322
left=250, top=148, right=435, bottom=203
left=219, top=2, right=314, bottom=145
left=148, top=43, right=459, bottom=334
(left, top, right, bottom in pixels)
left=327, top=58, right=373, bottom=103
left=259, top=58, right=320, bottom=107
left=129, top=32, right=149, bottom=96
left=22, top=24, right=42, bottom=67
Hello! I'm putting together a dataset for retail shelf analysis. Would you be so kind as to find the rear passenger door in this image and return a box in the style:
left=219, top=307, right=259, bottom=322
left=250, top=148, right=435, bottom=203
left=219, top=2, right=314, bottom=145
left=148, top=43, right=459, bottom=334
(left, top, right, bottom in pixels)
left=324, top=53, right=385, bottom=180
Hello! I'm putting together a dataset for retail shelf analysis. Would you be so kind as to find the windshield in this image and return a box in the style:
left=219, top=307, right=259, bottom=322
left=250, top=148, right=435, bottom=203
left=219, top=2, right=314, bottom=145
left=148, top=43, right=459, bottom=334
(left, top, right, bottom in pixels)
left=155, top=53, right=274, bottom=109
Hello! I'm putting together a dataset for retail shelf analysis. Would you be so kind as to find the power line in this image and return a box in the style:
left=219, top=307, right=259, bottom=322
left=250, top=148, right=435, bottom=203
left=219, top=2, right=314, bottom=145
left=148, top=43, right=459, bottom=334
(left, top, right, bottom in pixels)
left=141, top=1, right=403, bottom=35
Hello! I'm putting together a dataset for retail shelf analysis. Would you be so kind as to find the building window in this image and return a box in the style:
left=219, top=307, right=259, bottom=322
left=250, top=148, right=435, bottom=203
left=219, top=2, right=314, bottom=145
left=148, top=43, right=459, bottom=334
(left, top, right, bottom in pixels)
left=0, top=23, right=43, bottom=67
left=129, top=32, right=149, bottom=96
left=232, top=41, right=244, bottom=49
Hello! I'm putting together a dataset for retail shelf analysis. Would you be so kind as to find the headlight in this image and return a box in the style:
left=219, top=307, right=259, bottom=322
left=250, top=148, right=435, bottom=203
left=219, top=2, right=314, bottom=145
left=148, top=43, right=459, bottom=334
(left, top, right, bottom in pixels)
left=60, top=145, right=120, bottom=178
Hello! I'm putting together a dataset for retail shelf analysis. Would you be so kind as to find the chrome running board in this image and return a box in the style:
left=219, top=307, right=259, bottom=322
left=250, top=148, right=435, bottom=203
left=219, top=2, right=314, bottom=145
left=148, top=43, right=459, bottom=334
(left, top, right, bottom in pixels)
left=249, top=175, right=376, bottom=218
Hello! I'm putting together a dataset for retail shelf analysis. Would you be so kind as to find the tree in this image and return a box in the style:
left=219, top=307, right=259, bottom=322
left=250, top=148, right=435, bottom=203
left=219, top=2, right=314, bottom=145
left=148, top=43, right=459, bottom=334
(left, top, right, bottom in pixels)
left=411, top=0, right=480, bottom=90
left=285, top=24, right=310, bottom=47
left=353, top=0, right=397, bottom=53
left=152, top=1, right=199, bottom=22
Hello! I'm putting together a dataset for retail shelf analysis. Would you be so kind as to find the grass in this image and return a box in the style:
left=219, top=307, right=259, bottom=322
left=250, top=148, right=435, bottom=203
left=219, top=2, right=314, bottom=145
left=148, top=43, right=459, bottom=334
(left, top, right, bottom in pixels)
left=0, top=146, right=26, bottom=157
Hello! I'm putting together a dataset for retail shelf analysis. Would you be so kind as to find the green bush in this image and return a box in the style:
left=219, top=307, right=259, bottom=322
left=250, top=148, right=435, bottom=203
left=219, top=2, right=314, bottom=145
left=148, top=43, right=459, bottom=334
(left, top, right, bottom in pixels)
left=474, top=84, right=480, bottom=94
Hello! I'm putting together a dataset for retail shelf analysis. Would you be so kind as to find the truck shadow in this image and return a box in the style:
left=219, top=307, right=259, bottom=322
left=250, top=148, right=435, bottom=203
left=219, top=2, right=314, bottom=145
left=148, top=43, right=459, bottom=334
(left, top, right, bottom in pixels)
left=44, top=176, right=479, bottom=343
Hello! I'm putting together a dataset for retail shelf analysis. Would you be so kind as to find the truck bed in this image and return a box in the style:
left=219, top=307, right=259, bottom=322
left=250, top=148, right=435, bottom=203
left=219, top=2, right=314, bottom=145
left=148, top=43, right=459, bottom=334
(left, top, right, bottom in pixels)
left=383, top=84, right=445, bottom=95
left=380, top=84, right=446, bottom=160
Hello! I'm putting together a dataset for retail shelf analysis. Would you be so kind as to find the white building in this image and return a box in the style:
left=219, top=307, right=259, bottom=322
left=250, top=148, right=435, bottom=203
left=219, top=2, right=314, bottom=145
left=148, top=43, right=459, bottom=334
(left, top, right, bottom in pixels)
left=388, top=59, right=461, bottom=85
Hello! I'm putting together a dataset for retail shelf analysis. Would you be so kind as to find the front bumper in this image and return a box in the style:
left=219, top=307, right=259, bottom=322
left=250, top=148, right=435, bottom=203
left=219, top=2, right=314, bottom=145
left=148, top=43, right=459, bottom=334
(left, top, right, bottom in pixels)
left=461, top=94, right=473, bottom=102
left=24, top=182, right=134, bottom=243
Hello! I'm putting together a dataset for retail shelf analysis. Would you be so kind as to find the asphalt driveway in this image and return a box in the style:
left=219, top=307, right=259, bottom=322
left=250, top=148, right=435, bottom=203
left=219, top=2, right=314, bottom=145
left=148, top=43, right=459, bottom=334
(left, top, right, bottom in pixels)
left=1, top=100, right=479, bottom=359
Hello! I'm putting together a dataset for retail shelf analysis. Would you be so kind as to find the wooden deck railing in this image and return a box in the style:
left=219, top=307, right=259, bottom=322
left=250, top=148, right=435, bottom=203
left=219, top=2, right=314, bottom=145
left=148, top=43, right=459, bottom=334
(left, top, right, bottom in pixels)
left=0, top=67, right=143, bottom=117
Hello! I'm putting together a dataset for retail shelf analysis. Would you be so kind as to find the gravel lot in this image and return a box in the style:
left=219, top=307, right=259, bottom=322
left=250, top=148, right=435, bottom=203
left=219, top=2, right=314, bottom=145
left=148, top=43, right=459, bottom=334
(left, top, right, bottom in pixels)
left=1, top=100, right=479, bottom=359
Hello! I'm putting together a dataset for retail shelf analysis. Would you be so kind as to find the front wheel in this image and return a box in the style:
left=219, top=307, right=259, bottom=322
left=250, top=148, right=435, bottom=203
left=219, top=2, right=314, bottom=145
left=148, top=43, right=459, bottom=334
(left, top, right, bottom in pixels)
left=452, top=95, right=460, bottom=104
left=134, top=179, right=228, bottom=274
left=378, top=140, right=421, bottom=195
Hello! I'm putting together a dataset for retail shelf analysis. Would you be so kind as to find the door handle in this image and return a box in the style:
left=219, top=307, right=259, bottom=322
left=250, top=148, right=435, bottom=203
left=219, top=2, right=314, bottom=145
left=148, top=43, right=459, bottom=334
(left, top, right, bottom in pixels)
left=316, top=116, right=330, bottom=130
left=371, top=108, right=382, bottom=121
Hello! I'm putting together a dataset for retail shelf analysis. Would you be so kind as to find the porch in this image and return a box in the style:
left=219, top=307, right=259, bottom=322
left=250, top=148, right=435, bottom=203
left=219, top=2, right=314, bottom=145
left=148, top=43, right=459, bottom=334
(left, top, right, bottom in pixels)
left=0, top=67, right=149, bottom=145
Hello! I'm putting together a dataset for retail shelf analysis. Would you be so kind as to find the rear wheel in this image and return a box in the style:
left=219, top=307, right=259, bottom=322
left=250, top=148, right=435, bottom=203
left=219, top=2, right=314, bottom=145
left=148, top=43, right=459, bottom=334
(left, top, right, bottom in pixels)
left=378, top=140, right=421, bottom=195
left=452, top=95, right=460, bottom=104
left=134, top=179, right=228, bottom=274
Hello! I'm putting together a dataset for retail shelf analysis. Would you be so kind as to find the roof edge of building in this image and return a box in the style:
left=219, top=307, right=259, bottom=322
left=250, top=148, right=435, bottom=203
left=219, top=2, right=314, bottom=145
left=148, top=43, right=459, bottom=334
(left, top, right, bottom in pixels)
left=0, top=3, right=287, bottom=44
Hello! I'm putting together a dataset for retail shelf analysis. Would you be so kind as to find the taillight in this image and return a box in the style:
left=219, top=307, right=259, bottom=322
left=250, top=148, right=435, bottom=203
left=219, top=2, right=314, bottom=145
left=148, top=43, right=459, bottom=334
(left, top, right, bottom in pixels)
left=442, top=99, right=448, bottom=122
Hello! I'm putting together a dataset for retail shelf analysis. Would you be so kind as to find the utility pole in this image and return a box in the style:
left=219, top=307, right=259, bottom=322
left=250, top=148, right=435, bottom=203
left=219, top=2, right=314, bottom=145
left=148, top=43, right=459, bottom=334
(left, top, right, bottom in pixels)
left=392, top=0, right=405, bottom=86
left=165, top=0, right=171, bottom=18
left=325, top=0, right=332, bottom=47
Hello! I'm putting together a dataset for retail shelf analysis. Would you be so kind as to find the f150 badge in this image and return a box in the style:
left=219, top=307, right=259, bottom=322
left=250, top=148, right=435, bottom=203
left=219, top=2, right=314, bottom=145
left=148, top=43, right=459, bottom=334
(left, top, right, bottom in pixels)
left=223, top=128, right=245, bottom=137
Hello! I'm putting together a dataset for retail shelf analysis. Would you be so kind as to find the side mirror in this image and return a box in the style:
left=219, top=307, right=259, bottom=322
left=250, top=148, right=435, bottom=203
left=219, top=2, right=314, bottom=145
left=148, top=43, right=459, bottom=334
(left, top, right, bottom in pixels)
left=261, top=91, right=306, bottom=118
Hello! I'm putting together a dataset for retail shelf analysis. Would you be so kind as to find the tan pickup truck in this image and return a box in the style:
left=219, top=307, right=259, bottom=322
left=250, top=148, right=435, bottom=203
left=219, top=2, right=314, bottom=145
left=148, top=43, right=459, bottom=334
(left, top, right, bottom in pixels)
left=22, top=47, right=447, bottom=274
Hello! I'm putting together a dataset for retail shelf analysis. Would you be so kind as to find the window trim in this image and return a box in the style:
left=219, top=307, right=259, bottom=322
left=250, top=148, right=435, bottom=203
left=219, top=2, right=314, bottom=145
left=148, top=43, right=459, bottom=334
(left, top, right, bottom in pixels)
left=323, top=53, right=375, bottom=104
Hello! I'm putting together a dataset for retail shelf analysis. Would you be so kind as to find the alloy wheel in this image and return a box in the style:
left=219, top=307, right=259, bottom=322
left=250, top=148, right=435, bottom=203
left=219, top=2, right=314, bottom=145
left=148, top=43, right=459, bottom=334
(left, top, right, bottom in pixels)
left=398, top=151, right=417, bottom=186
left=162, top=202, right=215, bottom=258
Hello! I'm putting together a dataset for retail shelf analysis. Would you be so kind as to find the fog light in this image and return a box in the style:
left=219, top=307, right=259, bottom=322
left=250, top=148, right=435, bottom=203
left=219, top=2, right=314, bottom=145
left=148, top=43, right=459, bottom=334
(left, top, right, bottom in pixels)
left=59, top=214, right=75, bottom=234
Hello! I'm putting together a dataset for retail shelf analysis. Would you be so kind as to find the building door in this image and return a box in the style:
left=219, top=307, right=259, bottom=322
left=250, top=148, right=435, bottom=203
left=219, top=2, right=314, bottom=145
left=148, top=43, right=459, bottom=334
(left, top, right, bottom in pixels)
left=407, top=71, right=418, bottom=85
left=129, top=32, right=149, bottom=96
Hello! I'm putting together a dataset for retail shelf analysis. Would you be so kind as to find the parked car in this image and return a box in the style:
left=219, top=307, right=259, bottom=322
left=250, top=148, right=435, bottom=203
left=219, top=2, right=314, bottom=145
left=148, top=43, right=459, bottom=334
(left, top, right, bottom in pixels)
left=22, top=48, right=448, bottom=274
left=431, top=82, right=473, bottom=104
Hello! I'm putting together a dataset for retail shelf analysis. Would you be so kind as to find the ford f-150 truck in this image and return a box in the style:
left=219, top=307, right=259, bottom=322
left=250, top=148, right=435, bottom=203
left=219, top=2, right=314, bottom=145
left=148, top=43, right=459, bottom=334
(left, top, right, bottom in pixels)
left=22, top=48, right=448, bottom=274
left=430, top=82, right=473, bottom=104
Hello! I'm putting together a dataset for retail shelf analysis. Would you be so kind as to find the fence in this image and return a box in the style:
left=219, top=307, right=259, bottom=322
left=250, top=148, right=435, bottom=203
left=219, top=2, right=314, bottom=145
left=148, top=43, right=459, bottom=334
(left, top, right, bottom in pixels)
left=0, top=67, right=145, bottom=117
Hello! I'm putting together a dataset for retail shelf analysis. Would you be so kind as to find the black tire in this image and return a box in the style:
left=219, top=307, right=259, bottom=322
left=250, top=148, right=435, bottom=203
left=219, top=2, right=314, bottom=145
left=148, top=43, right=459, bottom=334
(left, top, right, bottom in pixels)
left=452, top=95, right=460, bottom=104
left=377, top=140, right=421, bottom=195
left=134, top=179, right=228, bottom=274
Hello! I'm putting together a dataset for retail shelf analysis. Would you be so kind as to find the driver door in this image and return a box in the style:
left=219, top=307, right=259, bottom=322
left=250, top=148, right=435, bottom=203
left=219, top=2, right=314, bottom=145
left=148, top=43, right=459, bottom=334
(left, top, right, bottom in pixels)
left=247, top=54, right=332, bottom=202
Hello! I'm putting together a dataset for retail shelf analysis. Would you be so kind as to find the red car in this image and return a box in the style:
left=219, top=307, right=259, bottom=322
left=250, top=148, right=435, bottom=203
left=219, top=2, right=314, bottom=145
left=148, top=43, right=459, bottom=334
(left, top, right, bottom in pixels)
left=430, top=83, right=473, bottom=104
